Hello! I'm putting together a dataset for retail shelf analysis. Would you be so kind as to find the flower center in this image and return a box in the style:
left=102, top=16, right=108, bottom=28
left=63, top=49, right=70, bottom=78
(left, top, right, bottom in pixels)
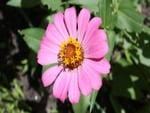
left=58, top=37, right=84, bottom=70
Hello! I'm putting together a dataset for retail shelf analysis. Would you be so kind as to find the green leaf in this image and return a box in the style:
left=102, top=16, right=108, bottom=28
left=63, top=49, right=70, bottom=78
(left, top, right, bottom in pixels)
left=73, top=95, right=90, bottom=113
left=142, top=25, right=150, bottom=35
left=137, top=47, right=150, bottom=67
left=127, top=87, right=136, bottom=100
left=117, top=0, right=134, bottom=9
left=89, top=90, right=98, bottom=112
left=97, top=0, right=117, bottom=29
left=111, top=58, right=149, bottom=100
left=116, top=0, right=145, bottom=32
left=72, top=0, right=99, bottom=13
left=41, top=0, right=62, bottom=11
left=7, top=0, right=22, bottom=7
left=45, top=14, right=54, bottom=23
left=13, top=79, right=24, bottom=98
left=117, top=9, right=144, bottom=32
left=19, top=28, right=45, bottom=53
left=7, top=0, right=40, bottom=8
left=106, top=30, right=116, bottom=60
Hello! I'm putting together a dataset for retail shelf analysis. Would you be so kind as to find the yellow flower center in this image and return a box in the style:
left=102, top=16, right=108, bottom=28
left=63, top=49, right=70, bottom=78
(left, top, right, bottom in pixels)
left=58, top=37, right=84, bottom=70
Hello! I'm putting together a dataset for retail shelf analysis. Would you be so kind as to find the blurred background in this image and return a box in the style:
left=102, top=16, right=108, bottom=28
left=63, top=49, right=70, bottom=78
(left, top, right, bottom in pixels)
left=0, top=0, right=150, bottom=113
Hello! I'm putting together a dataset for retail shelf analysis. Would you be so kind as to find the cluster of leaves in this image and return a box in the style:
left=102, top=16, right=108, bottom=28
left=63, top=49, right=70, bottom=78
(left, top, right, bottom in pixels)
left=0, top=79, right=31, bottom=113
left=6, top=0, right=150, bottom=113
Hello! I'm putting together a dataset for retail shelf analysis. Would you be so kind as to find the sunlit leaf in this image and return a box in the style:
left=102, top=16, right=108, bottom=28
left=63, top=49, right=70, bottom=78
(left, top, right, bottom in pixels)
left=127, top=87, right=136, bottom=100
left=7, top=0, right=40, bottom=8
left=7, top=0, right=22, bottom=7
left=116, top=0, right=145, bottom=32
left=142, top=25, right=150, bottom=35
left=97, top=0, right=117, bottom=29
left=117, top=0, right=134, bottom=8
left=19, top=28, right=45, bottom=53
left=72, top=0, right=99, bottom=13
left=106, top=30, right=116, bottom=60
left=137, top=48, right=150, bottom=67
left=41, top=0, right=62, bottom=11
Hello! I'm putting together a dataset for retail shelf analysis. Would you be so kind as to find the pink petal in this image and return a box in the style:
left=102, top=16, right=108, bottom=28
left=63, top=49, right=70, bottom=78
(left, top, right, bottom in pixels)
left=82, top=17, right=102, bottom=46
left=98, top=30, right=107, bottom=41
left=77, top=8, right=90, bottom=43
left=37, top=48, right=58, bottom=65
left=64, top=7, right=77, bottom=38
left=78, top=66, right=92, bottom=96
left=54, top=12, right=69, bottom=40
left=37, top=37, right=59, bottom=65
left=53, top=71, right=71, bottom=102
left=98, top=58, right=111, bottom=74
left=40, top=36, right=59, bottom=52
left=84, top=39, right=109, bottom=59
left=45, top=24, right=64, bottom=45
left=83, top=29, right=109, bottom=59
left=85, top=58, right=110, bottom=74
left=42, top=66, right=62, bottom=87
left=68, top=69, right=80, bottom=103
left=82, top=61, right=102, bottom=90
left=60, top=72, right=72, bottom=102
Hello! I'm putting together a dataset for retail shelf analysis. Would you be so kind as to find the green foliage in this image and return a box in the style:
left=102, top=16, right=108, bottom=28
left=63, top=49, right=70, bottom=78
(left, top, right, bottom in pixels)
left=117, top=8, right=145, bottom=33
left=41, top=0, right=62, bottom=11
left=112, top=59, right=148, bottom=100
left=97, top=0, right=117, bottom=29
left=0, top=79, right=31, bottom=113
left=19, top=28, right=45, bottom=53
left=72, top=95, right=90, bottom=113
left=106, top=30, right=116, bottom=60
left=89, top=90, right=99, bottom=112
left=72, top=0, right=99, bottom=13
left=7, top=0, right=40, bottom=8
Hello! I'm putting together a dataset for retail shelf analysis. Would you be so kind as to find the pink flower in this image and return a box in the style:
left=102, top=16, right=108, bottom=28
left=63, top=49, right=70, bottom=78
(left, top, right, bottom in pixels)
left=37, top=7, right=110, bottom=103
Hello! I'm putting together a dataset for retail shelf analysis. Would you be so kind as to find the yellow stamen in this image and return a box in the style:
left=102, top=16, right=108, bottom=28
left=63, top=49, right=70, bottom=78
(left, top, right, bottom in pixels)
left=58, top=37, right=84, bottom=70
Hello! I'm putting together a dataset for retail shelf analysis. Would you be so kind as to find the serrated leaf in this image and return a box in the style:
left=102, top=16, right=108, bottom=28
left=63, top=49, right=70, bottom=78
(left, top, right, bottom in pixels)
left=7, top=0, right=40, bottom=8
left=19, top=28, right=45, bottom=53
left=41, top=0, right=62, bottom=11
